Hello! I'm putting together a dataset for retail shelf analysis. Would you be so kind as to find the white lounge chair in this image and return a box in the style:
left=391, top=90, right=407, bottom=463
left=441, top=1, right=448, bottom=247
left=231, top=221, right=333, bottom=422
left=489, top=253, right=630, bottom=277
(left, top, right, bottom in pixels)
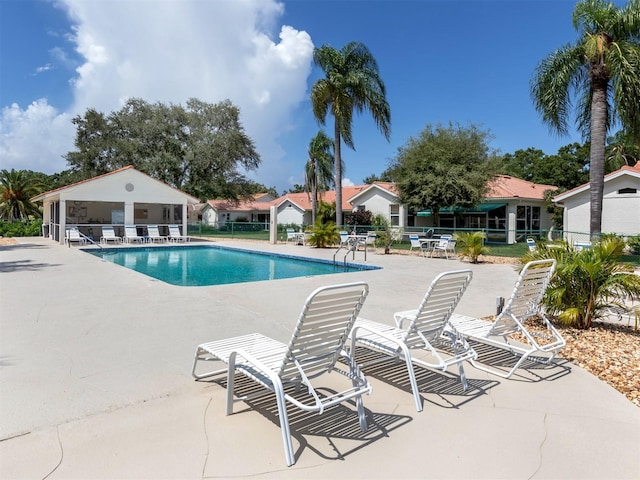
left=192, top=282, right=371, bottom=466
left=285, top=227, right=297, bottom=244
left=168, top=225, right=189, bottom=242
left=450, top=259, right=565, bottom=379
left=408, top=234, right=421, bottom=252
left=350, top=270, right=476, bottom=412
left=358, top=231, right=377, bottom=252
left=124, top=225, right=144, bottom=244
left=100, top=226, right=122, bottom=244
left=65, top=227, right=86, bottom=246
left=432, top=237, right=456, bottom=259
left=146, top=225, right=166, bottom=243
left=339, top=230, right=350, bottom=248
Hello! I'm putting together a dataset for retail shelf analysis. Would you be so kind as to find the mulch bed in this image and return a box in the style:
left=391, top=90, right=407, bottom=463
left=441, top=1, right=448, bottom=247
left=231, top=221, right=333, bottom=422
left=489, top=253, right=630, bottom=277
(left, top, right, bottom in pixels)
left=505, top=316, right=640, bottom=407
left=556, top=321, right=639, bottom=407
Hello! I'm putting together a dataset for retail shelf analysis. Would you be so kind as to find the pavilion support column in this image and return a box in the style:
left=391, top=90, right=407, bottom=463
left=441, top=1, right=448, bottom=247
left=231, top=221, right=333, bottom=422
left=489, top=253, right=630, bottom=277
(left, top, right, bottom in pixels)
left=182, top=204, right=188, bottom=236
left=59, top=200, right=67, bottom=245
left=124, top=202, right=135, bottom=225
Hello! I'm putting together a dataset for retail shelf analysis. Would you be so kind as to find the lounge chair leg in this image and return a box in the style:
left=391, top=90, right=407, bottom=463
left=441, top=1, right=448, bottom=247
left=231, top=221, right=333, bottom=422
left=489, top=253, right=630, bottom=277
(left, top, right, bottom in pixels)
left=458, top=364, right=468, bottom=392
left=226, top=353, right=237, bottom=415
left=273, top=384, right=295, bottom=466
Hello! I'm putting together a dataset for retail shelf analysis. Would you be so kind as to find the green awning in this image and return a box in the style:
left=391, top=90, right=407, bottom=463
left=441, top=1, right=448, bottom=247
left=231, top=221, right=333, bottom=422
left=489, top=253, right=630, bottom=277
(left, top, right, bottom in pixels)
left=416, top=202, right=506, bottom=217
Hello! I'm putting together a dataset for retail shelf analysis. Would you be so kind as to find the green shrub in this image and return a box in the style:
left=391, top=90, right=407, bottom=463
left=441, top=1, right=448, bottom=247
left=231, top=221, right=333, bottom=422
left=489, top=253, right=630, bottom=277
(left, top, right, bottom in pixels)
left=0, top=219, right=42, bottom=237
left=306, top=219, right=338, bottom=248
left=454, top=231, right=490, bottom=264
left=522, top=237, right=640, bottom=329
left=627, top=235, right=640, bottom=255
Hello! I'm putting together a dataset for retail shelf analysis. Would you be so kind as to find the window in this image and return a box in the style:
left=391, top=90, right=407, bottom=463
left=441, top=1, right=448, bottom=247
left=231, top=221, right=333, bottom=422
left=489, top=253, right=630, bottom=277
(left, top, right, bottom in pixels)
left=357, top=205, right=366, bottom=212
left=516, top=205, right=540, bottom=235
left=389, top=204, right=400, bottom=226
left=618, top=188, right=637, bottom=194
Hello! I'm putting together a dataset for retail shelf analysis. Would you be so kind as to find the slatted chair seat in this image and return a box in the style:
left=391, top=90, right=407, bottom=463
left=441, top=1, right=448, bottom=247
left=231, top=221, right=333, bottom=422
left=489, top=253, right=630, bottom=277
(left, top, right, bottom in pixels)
left=192, top=282, right=371, bottom=466
left=350, top=270, right=476, bottom=412
left=450, top=259, right=565, bottom=379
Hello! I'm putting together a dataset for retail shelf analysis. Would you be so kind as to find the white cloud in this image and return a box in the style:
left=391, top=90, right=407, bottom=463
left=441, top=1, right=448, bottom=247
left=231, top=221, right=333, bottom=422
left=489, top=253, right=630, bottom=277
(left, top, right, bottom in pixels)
left=34, top=64, right=53, bottom=74
left=0, top=100, right=74, bottom=173
left=342, top=177, right=355, bottom=187
left=2, top=0, right=314, bottom=190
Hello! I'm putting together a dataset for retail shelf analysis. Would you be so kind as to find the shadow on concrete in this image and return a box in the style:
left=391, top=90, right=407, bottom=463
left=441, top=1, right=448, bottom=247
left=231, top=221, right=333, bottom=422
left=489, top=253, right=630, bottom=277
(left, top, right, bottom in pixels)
left=0, top=259, right=61, bottom=273
left=467, top=340, right=573, bottom=382
left=349, top=347, right=500, bottom=410
left=208, top=374, right=413, bottom=465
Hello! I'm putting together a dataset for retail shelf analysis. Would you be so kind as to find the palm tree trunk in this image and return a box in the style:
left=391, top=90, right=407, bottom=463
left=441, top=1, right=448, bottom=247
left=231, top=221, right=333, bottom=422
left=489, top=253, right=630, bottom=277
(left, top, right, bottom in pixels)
left=334, top=120, right=343, bottom=227
left=311, top=179, right=317, bottom=224
left=589, top=78, right=608, bottom=239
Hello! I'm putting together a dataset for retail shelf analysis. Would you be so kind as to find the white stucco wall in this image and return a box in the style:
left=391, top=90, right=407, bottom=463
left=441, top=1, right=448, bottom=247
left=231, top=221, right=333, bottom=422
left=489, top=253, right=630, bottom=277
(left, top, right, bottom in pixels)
left=561, top=174, right=640, bottom=237
left=277, top=202, right=305, bottom=225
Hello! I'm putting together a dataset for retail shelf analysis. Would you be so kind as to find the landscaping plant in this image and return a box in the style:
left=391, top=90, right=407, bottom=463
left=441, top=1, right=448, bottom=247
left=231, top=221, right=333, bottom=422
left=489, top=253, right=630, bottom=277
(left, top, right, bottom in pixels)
left=454, top=231, right=490, bottom=264
left=306, top=218, right=339, bottom=248
left=522, top=237, right=640, bottom=329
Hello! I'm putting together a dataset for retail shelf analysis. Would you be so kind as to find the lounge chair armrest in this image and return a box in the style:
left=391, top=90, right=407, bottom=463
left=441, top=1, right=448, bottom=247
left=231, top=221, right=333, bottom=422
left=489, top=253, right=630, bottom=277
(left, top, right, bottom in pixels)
left=393, top=309, right=417, bottom=328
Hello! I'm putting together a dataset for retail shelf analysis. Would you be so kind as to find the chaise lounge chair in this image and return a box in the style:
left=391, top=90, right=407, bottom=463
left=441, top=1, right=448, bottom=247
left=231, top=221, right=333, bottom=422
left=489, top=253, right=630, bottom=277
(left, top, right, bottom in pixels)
left=124, top=225, right=145, bottom=244
left=65, top=227, right=86, bottom=246
left=192, top=282, right=372, bottom=466
left=146, top=225, right=166, bottom=243
left=100, top=226, right=122, bottom=244
left=449, top=259, right=565, bottom=379
left=168, top=225, right=189, bottom=242
left=349, top=270, right=476, bottom=412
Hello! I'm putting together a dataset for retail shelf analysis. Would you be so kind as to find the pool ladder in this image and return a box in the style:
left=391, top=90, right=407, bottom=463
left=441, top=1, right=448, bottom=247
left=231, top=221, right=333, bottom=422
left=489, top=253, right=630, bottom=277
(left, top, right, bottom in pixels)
left=332, top=241, right=365, bottom=266
left=69, top=231, right=103, bottom=249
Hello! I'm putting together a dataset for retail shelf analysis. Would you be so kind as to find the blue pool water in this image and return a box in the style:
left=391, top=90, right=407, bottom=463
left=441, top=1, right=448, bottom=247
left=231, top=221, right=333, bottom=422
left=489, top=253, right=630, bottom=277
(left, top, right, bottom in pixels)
left=86, top=245, right=379, bottom=286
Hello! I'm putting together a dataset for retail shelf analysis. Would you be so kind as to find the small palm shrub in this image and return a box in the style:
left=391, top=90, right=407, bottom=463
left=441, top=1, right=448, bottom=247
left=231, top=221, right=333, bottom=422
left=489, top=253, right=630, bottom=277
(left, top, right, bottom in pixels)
left=306, top=219, right=338, bottom=248
left=627, top=235, right=640, bottom=254
left=372, top=214, right=392, bottom=254
left=454, top=231, right=490, bottom=264
left=522, top=237, right=640, bottom=329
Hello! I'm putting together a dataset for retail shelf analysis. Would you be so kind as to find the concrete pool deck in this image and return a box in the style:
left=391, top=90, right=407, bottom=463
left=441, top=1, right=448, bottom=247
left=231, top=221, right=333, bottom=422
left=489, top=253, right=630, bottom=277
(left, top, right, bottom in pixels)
left=1, top=237, right=638, bottom=479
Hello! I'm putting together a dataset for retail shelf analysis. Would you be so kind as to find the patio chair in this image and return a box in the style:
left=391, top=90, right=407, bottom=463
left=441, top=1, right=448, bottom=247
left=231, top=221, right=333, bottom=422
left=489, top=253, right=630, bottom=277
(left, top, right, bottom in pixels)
left=192, top=282, right=372, bottom=467
left=168, top=225, right=189, bottom=242
left=65, top=227, right=86, bottom=246
left=124, top=225, right=145, bottom=244
left=408, top=234, right=421, bottom=252
left=349, top=270, right=476, bottom=412
left=285, top=228, right=297, bottom=244
left=526, top=238, right=537, bottom=252
left=100, top=226, right=122, bottom=244
left=146, top=225, right=167, bottom=243
left=432, top=237, right=456, bottom=259
left=359, top=231, right=377, bottom=252
left=450, top=259, right=565, bottom=378
left=339, top=230, right=350, bottom=248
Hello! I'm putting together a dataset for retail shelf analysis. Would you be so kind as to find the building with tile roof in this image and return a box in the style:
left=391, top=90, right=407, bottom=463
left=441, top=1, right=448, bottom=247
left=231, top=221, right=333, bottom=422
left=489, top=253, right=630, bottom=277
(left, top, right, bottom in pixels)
left=553, top=163, right=640, bottom=239
left=201, top=177, right=558, bottom=244
left=31, top=166, right=200, bottom=245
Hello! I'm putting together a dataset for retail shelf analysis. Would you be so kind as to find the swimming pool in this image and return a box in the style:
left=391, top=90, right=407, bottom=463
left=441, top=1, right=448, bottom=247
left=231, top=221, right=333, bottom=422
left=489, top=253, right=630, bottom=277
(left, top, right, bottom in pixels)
left=86, top=245, right=379, bottom=286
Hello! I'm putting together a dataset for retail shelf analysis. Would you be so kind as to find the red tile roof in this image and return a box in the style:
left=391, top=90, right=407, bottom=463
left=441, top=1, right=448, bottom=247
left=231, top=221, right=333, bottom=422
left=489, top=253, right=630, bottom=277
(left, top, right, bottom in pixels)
left=553, top=162, right=640, bottom=201
left=486, top=175, right=557, bottom=201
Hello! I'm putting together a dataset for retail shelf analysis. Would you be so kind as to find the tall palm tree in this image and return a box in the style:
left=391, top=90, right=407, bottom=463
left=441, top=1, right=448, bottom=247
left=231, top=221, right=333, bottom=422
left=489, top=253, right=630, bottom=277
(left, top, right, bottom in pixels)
left=0, top=169, right=45, bottom=221
left=531, top=0, right=640, bottom=239
left=311, top=41, right=391, bottom=226
left=304, top=131, right=335, bottom=224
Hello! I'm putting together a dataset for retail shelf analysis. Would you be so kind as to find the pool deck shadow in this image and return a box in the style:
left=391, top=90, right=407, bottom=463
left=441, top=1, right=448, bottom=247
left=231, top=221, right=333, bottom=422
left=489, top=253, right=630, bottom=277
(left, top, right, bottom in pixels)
left=1, top=237, right=638, bottom=479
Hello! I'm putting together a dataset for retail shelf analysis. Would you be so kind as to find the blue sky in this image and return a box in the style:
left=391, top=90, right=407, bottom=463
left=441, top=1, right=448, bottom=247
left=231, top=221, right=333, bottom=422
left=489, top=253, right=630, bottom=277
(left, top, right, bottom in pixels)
left=1, top=0, right=604, bottom=193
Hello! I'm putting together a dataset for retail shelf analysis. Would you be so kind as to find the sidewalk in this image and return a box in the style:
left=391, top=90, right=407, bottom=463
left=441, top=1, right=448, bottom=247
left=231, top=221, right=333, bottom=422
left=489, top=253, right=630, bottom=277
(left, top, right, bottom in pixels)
left=1, top=237, right=638, bottom=479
